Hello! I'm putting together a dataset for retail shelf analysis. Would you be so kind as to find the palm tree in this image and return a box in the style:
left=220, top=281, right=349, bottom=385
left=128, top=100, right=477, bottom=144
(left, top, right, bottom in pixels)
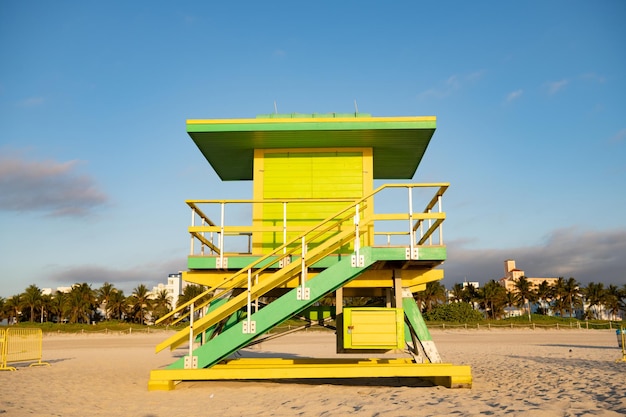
left=504, top=289, right=517, bottom=313
left=49, top=292, right=68, bottom=323
left=479, top=280, right=507, bottom=319
left=176, top=284, right=214, bottom=321
left=582, top=282, right=606, bottom=320
left=619, top=285, right=626, bottom=318
left=108, top=290, right=128, bottom=320
left=604, top=285, right=621, bottom=321
left=414, top=281, right=446, bottom=313
left=463, top=283, right=480, bottom=309
left=563, top=277, right=580, bottom=318
left=68, top=283, right=96, bottom=324
left=6, top=293, right=24, bottom=324
left=0, top=296, right=6, bottom=323
left=514, top=276, right=535, bottom=322
left=552, top=297, right=568, bottom=318
left=97, top=282, right=117, bottom=320
left=22, top=284, right=43, bottom=322
left=129, top=284, right=152, bottom=324
left=152, top=289, right=172, bottom=322
left=40, top=293, right=53, bottom=322
left=177, top=284, right=208, bottom=307
left=450, top=283, right=464, bottom=303
left=536, top=280, right=553, bottom=315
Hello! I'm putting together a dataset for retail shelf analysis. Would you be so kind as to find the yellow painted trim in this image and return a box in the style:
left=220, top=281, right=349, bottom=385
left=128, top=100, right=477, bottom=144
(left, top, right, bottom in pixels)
left=362, top=147, right=374, bottom=246
left=252, top=149, right=265, bottom=253
left=148, top=360, right=471, bottom=389
left=180, top=265, right=442, bottom=290
left=187, top=116, right=436, bottom=125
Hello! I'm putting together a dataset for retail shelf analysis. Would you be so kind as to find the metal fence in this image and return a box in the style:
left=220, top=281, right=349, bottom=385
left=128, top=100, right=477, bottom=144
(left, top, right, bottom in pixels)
left=1, top=328, right=50, bottom=371
left=428, top=321, right=624, bottom=331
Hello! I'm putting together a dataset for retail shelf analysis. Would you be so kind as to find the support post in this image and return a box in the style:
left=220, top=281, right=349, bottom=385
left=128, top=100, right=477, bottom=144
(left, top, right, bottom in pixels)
left=336, top=287, right=344, bottom=353
left=184, top=302, right=198, bottom=369
left=297, top=237, right=310, bottom=300
left=243, top=269, right=256, bottom=334
left=408, top=187, right=414, bottom=256
left=190, top=208, right=195, bottom=255
left=219, top=202, right=225, bottom=268
left=351, top=204, right=364, bottom=267
left=402, top=289, right=442, bottom=363
left=438, top=195, right=443, bottom=244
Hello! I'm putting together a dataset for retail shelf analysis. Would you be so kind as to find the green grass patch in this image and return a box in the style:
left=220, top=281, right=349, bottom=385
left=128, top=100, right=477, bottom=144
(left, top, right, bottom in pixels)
left=3, top=321, right=185, bottom=334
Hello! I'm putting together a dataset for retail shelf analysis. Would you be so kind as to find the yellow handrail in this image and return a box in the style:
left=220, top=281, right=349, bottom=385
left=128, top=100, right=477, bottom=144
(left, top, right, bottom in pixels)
left=158, top=183, right=449, bottom=326
left=156, top=225, right=367, bottom=352
left=156, top=201, right=366, bottom=325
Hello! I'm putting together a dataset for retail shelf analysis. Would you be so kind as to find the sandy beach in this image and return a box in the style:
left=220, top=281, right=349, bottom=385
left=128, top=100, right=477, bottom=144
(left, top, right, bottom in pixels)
left=1, top=328, right=624, bottom=417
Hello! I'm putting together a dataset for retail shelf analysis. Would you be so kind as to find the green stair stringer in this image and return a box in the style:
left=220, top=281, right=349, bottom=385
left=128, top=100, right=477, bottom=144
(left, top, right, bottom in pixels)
left=156, top=227, right=360, bottom=353
left=167, top=247, right=400, bottom=370
left=403, top=294, right=442, bottom=363
left=197, top=296, right=230, bottom=342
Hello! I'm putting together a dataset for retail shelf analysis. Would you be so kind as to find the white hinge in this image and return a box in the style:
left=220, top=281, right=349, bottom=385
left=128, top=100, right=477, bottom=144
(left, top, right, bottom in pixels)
left=242, top=320, right=256, bottom=334
left=184, top=355, right=198, bottom=369
left=297, top=287, right=310, bottom=300
left=351, top=254, right=365, bottom=267
left=405, top=248, right=419, bottom=260
left=216, top=257, right=228, bottom=268
left=279, top=256, right=291, bottom=268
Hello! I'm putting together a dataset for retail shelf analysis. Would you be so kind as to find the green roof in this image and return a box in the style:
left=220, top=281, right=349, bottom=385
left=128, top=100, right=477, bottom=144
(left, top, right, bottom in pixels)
left=187, top=114, right=436, bottom=180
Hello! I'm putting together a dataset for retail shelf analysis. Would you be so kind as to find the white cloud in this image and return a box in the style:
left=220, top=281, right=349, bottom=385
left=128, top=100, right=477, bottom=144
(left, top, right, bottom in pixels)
left=505, top=89, right=523, bottom=103
left=417, top=70, right=485, bottom=100
left=0, top=153, right=108, bottom=217
left=546, top=79, right=569, bottom=95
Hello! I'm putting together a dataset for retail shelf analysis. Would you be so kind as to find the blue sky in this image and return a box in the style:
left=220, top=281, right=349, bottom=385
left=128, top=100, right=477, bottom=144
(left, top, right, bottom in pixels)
left=1, top=1, right=625, bottom=297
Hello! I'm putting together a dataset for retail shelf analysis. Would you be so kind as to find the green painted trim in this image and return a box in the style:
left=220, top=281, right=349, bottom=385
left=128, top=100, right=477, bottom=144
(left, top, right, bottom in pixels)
left=402, top=296, right=434, bottom=342
left=187, top=247, right=445, bottom=271
left=186, top=116, right=436, bottom=180
left=188, top=256, right=285, bottom=270
left=417, top=246, right=447, bottom=261
left=188, top=120, right=436, bottom=133
left=188, top=254, right=353, bottom=270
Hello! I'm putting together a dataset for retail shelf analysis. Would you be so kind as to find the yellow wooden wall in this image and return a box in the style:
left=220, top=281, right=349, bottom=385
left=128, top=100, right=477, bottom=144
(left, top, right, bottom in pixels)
left=252, top=148, right=373, bottom=254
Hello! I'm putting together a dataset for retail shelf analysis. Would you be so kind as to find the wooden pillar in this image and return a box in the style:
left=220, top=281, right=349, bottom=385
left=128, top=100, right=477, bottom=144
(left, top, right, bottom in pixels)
left=393, top=270, right=403, bottom=308
left=335, top=287, right=344, bottom=353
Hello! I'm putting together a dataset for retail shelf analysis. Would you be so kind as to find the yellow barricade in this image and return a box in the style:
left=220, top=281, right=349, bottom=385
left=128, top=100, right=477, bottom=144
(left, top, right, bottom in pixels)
left=0, top=328, right=6, bottom=369
left=0, top=328, right=50, bottom=371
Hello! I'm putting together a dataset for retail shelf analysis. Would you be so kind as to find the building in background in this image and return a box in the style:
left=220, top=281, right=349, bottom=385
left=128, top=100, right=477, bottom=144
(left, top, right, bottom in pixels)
left=498, top=259, right=559, bottom=292
left=462, top=281, right=480, bottom=290
left=151, top=273, right=183, bottom=310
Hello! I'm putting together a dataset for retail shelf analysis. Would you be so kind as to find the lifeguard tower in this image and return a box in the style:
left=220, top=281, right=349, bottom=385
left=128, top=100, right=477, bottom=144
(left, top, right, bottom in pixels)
left=148, top=113, right=472, bottom=390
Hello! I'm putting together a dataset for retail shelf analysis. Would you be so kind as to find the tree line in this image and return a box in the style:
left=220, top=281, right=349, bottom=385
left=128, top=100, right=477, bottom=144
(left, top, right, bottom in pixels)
left=2, top=277, right=625, bottom=325
left=0, top=282, right=209, bottom=325
left=415, top=277, right=626, bottom=321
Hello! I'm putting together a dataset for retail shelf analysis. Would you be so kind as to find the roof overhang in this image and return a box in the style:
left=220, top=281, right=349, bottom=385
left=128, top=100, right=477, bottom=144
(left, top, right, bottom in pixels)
left=187, top=115, right=436, bottom=180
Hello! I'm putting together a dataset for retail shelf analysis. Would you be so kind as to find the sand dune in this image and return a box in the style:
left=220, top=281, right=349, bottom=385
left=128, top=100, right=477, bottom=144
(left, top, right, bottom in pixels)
left=1, top=329, right=624, bottom=416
